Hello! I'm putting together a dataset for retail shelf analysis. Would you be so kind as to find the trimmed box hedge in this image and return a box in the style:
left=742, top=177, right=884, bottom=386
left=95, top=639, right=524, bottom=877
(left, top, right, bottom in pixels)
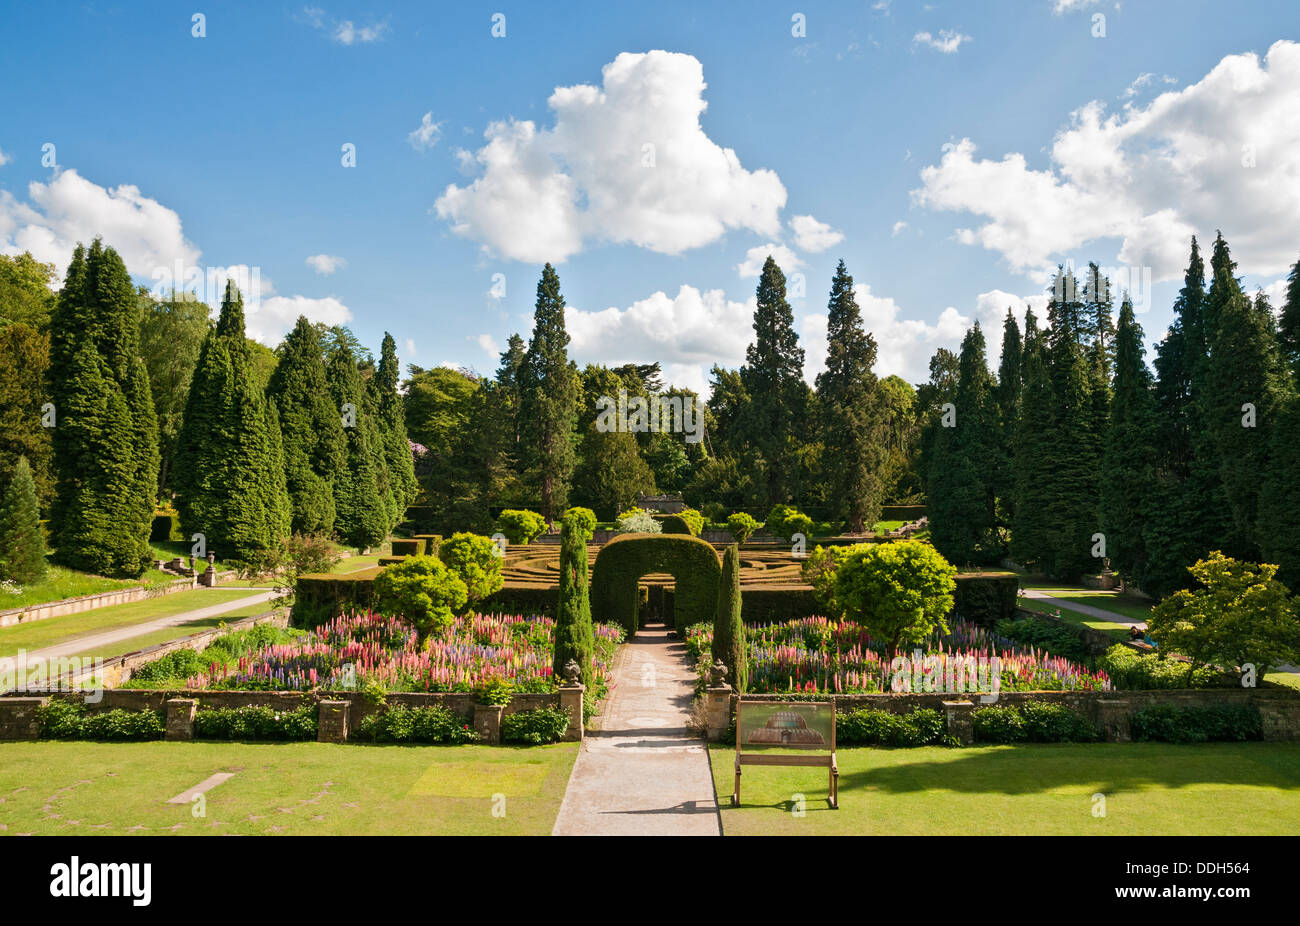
left=591, top=533, right=721, bottom=635
left=390, top=539, right=422, bottom=556
left=951, top=571, right=1019, bottom=627
left=412, top=534, right=442, bottom=556
left=293, top=567, right=383, bottom=627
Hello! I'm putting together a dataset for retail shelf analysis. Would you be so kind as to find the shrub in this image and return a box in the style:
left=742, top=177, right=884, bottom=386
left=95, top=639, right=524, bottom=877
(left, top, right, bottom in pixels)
left=836, top=707, right=948, bottom=747
left=972, top=702, right=1097, bottom=743
left=390, top=538, right=422, bottom=556
left=677, top=509, right=705, bottom=536
left=994, top=616, right=1091, bottom=663
left=192, top=704, right=318, bottom=741
left=801, top=545, right=845, bottom=617
left=497, top=509, right=547, bottom=545
left=1097, top=645, right=1223, bottom=690
left=784, top=512, right=814, bottom=541
left=590, top=533, right=722, bottom=635
left=473, top=673, right=514, bottom=705
left=356, top=703, right=478, bottom=743
left=726, top=512, right=759, bottom=543
left=971, top=705, right=1025, bottom=743
left=554, top=514, right=594, bottom=688
left=562, top=507, right=597, bottom=541
left=130, top=647, right=207, bottom=683
left=1130, top=703, right=1262, bottom=744
left=412, top=534, right=442, bottom=557
left=373, top=555, right=468, bottom=646
left=832, top=541, right=957, bottom=651
left=150, top=508, right=183, bottom=542
left=501, top=706, right=570, bottom=744
left=763, top=504, right=797, bottom=540
left=617, top=509, right=661, bottom=533
left=438, top=532, right=505, bottom=603
left=712, top=544, right=746, bottom=692
left=293, top=568, right=382, bottom=627
left=38, top=700, right=165, bottom=741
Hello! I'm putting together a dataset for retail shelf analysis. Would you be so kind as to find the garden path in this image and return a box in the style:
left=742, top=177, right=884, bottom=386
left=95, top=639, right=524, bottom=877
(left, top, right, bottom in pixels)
left=552, top=622, right=721, bottom=836
left=24, top=589, right=278, bottom=661
left=1020, top=589, right=1145, bottom=628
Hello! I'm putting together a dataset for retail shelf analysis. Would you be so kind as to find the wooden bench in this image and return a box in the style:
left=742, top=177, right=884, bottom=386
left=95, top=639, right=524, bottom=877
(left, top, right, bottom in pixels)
left=732, top=699, right=838, bottom=809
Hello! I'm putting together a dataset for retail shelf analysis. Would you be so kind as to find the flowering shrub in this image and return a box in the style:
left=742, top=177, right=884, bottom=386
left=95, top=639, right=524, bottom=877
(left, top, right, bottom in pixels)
left=616, top=509, right=661, bottom=533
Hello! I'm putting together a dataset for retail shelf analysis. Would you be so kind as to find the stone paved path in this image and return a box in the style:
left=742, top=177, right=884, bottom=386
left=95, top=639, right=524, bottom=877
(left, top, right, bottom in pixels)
left=552, top=623, right=721, bottom=836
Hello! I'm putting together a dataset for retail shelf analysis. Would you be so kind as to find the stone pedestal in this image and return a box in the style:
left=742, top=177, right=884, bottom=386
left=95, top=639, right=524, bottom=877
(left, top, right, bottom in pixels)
left=318, top=700, right=350, bottom=743
left=704, top=687, right=733, bottom=741
left=0, top=697, right=48, bottom=740
left=558, top=685, right=585, bottom=741
left=199, top=566, right=217, bottom=587
left=941, top=700, right=975, bottom=745
left=474, top=703, right=505, bottom=744
left=165, top=698, right=197, bottom=741
left=1095, top=698, right=1131, bottom=742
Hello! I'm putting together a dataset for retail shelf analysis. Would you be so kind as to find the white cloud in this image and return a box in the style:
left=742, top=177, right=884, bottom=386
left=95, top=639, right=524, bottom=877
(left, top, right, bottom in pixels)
left=254, top=294, right=351, bottom=345
left=403, top=337, right=417, bottom=357
left=333, top=19, right=388, bottom=44
left=1053, top=0, right=1104, bottom=12
left=475, top=333, right=500, bottom=355
left=435, top=50, right=788, bottom=263
left=305, top=253, right=346, bottom=275
left=736, top=243, right=804, bottom=278
left=789, top=214, right=843, bottom=252
left=408, top=112, right=443, bottom=152
left=0, top=169, right=199, bottom=281
left=913, top=41, right=1300, bottom=282
left=0, top=146, right=10, bottom=167
left=912, top=30, right=970, bottom=54
left=891, top=220, right=908, bottom=237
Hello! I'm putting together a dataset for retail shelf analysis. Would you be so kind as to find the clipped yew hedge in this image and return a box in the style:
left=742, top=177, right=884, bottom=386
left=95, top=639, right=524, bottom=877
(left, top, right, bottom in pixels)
left=412, top=534, right=442, bottom=556
left=590, top=533, right=721, bottom=635
left=293, top=567, right=382, bottom=627
left=951, top=571, right=1019, bottom=627
left=390, top=539, right=422, bottom=556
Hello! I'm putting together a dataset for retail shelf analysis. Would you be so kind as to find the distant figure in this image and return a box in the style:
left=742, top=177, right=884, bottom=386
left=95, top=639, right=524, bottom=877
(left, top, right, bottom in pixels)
left=1129, top=625, right=1143, bottom=641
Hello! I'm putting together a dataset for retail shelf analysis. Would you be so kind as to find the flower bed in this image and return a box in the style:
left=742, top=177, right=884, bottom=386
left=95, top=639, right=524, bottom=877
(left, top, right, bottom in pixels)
left=163, top=611, right=624, bottom=698
left=687, top=615, right=1111, bottom=695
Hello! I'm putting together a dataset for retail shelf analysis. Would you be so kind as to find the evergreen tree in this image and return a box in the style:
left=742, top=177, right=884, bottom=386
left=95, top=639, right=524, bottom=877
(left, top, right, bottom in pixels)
left=327, top=339, right=390, bottom=550
left=1204, top=232, right=1279, bottom=558
left=916, top=347, right=959, bottom=504
left=372, top=332, right=419, bottom=516
left=573, top=365, right=656, bottom=517
left=1101, top=298, right=1156, bottom=586
left=928, top=322, right=1003, bottom=565
left=712, top=543, right=746, bottom=693
left=47, top=241, right=159, bottom=577
left=1260, top=388, right=1300, bottom=589
left=174, top=281, right=290, bottom=562
left=519, top=265, right=581, bottom=523
left=267, top=316, right=346, bottom=536
left=553, top=511, right=594, bottom=688
left=814, top=260, right=883, bottom=533
left=994, top=308, right=1022, bottom=527
left=138, top=291, right=210, bottom=497
left=740, top=255, right=807, bottom=506
left=0, top=323, right=53, bottom=512
left=0, top=456, right=46, bottom=584
left=1278, top=253, right=1300, bottom=372
left=1011, top=310, right=1056, bottom=571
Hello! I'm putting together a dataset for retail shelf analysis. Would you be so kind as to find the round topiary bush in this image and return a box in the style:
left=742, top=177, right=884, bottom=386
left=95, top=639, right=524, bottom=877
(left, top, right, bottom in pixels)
left=373, top=555, right=468, bottom=646
left=590, top=533, right=721, bottom=635
left=497, top=509, right=547, bottom=544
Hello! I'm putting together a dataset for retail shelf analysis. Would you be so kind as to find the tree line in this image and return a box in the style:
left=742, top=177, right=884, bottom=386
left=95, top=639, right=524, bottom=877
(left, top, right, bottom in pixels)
left=924, top=232, right=1300, bottom=597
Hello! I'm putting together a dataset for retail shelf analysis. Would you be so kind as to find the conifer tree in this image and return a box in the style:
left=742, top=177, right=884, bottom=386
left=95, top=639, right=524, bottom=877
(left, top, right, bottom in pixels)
left=0, top=323, right=53, bottom=512
left=1278, top=253, right=1300, bottom=372
left=372, top=332, right=419, bottom=518
left=1101, top=298, right=1156, bottom=586
left=0, top=456, right=46, bottom=584
left=994, top=308, right=1022, bottom=527
left=814, top=260, right=883, bottom=533
left=326, top=339, right=389, bottom=549
left=1011, top=311, right=1056, bottom=571
left=553, top=511, right=594, bottom=688
left=267, top=316, right=346, bottom=536
left=740, top=255, right=807, bottom=506
left=712, top=543, right=746, bottom=693
left=174, top=281, right=290, bottom=562
left=48, top=241, right=159, bottom=577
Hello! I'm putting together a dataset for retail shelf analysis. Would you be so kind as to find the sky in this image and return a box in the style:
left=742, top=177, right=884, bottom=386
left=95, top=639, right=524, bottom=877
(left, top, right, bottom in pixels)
left=1, top=0, right=1298, bottom=393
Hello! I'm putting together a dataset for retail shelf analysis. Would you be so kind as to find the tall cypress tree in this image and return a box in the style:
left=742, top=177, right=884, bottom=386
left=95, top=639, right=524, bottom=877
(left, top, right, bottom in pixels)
left=372, top=332, right=419, bottom=518
left=994, top=308, right=1022, bottom=528
left=740, top=255, right=806, bottom=506
left=1278, top=253, right=1300, bottom=372
left=267, top=316, right=346, bottom=536
left=48, top=240, right=159, bottom=577
left=1101, top=298, right=1156, bottom=587
left=327, top=340, right=389, bottom=549
left=712, top=543, right=746, bottom=693
left=814, top=260, right=883, bottom=533
left=519, top=264, right=581, bottom=523
left=174, top=281, right=290, bottom=561
left=1011, top=310, right=1056, bottom=572
left=1262, top=258, right=1300, bottom=588
left=0, top=323, right=53, bottom=512
left=553, top=511, right=594, bottom=688
left=0, top=456, right=46, bottom=584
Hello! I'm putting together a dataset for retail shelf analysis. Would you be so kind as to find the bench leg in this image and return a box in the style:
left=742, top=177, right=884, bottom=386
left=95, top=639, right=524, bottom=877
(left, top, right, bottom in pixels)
left=829, top=763, right=839, bottom=809
left=732, top=758, right=741, bottom=807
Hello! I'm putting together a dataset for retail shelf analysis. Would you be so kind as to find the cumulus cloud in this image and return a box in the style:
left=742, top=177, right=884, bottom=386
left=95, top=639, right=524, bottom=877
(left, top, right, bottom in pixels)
left=475, top=333, right=500, bottom=355
left=435, top=50, right=788, bottom=263
left=736, top=243, right=803, bottom=278
left=408, top=112, right=443, bottom=152
left=913, top=41, right=1300, bottom=281
left=789, top=214, right=843, bottom=252
left=0, top=169, right=199, bottom=281
left=0, top=146, right=10, bottom=167
left=1053, top=0, right=1104, bottom=13
left=912, top=30, right=970, bottom=54
left=300, top=7, right=388, bottom=44
left=891, top=220, right=908, bottom=236
left=305, top=253, right=346, bottom=274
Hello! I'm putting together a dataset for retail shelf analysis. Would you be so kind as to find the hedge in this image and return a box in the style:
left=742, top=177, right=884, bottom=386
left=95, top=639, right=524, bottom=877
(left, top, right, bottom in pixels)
left=951, top=572, right=1019, bottom=627
left=653, top=514, right=693, bottom=535
left=377, top=555, right=407, bottom=566
left=293, top=567, right=382, bottom=627
left=590, top=533, right=721, bottom=635
left=390, top=538, right=422, bottom=556
left=412, top=534, right=442, bottom=556
left=150, top=509, right=182, bottom=543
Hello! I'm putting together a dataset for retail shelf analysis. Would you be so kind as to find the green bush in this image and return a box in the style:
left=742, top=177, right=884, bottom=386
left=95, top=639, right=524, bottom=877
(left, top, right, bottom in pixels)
left=971, top=705, right=1025, bottom=742
left=38, top=700, right=165, bottom=741
left=412, top=534, right=443, bottom=557
left=150, top=508, right=183, bottom=543
left=501, top=706, right=570, bottom=744
left=497, top=509, right=547, bottom=545
left=617, top=509, right=661, bottom=533
left=678, top=509, right=705, bottom=536
left=193, top=704, right=318, bottom=741
left=130, top=647, right=208, bottom=683
left=373, top=555, right=468, bottom=645
left=562, top=507, right=597, bottom=541
left=951, top=572, right=1019, bottom=626
left=784, top=512, right=814, bottom=541
left=438, top=532, right=505, bottom=603
left=994, top=616, right=1091, bottom=663
left=1130, top=703, right=1262, bottom=744
left=590, top=533, right=721, bottom=635
left=1097, top=645, right=1224, bottom=690
left=832, top=541, right=957, bottom=651
left=836, top=707, right=948, bottom=747
left=973, top=702, right=1097, bottom=743
left=390, top=538, right=422, bottom=556
left=355, top=703, right=478, bottom=743
left=292, top=567, right=381, bottom=627
left=726, top=512, right=759, bottom=543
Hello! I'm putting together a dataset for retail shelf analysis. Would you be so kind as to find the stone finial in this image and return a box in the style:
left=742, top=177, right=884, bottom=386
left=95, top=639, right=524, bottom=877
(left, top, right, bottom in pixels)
left=562, top=659, right=583, bottom=685
left=709, top=659, right=730, bottom=688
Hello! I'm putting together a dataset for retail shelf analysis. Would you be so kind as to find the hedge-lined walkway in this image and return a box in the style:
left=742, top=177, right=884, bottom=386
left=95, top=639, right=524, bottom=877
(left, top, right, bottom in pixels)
left=552, top=623, right=721, bottom=835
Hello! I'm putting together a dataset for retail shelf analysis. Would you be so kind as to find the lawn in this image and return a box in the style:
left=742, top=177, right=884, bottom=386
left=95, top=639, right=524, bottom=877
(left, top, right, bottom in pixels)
left=711, top=742, right=1300, bottom=835
left=66, top=600, right=286, bottom=661
left=0, top=588, right=265, bottom=659
left=0, top=740, right=577, bottom=835
left=1016, top=597, right=1132, bottom=641
left=0, top=562, right=174, bottom=611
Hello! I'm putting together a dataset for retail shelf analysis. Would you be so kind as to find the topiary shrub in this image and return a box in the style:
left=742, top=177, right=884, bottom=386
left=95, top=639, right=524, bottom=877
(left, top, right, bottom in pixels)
left=562, top=507, right=597, bottom=542
left=784, top=512, right=814, bottom=541
left=712, top=544, right=746, bottom=692
left=438, top=532, right=504, bottom=605
left=726, top=512, right=759, bottom=543
left=832, top=540, right=957, bottom=652
left=390, top=538, right=422, bottom=556
left=497, top=509, right=547, bottom=545
left=501, top=706, right=570, bottom=744
left=373, top=555, right=468, bottom=647
left=292, top=567, right=381, bottom=627
left=412, top=534, right=442, bottom=557
left=553, top=513, right=594, bottom=688
left=590, top=533, right=721, bottom=635
left=150, top=507, right=183, bottom=543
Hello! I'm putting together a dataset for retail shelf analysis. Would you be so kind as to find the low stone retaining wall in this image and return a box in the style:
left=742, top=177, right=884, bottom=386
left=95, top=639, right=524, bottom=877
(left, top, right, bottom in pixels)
left=0, top=576, right=198, bottom=629
left=0, top=685, right=586, bottom=745
left=702, top=687, right=1300, bottom=743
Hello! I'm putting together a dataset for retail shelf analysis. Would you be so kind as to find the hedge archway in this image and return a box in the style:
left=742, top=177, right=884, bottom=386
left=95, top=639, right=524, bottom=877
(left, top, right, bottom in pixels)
left=590, top=533, right=721, bottom=635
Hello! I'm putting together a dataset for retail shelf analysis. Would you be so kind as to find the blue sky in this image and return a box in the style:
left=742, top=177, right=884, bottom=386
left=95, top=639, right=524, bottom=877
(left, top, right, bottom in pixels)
left=2, top=0, right=1298, bottom=391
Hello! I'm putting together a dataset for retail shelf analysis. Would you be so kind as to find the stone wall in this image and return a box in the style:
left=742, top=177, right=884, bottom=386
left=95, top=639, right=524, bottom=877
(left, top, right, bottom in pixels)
left=0, top=576, right=197, bottom=629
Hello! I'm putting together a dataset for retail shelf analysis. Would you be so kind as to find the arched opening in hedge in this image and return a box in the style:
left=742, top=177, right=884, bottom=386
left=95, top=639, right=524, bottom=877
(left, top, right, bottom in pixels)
left=590, top=533, right=721, bottom=636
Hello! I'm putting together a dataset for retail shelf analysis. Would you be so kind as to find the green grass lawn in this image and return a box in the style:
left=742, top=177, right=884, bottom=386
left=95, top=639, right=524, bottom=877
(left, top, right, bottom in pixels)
left=1020, top=584, right=1155, bottom=624
left=0, top=562, right=174, bottom=611
left=0, top=740, right=577, bottom=835
left=870, top=520, right=905, bottom=532
left=65, top=599, right=286, bottom=661
left=229, top=552, right=382, bottom=589
left=1016, top=597, right=1132, bottom=641
left=712, top=742, right=1300, bottom=835
left=0, top=588, right=264, bottom=658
